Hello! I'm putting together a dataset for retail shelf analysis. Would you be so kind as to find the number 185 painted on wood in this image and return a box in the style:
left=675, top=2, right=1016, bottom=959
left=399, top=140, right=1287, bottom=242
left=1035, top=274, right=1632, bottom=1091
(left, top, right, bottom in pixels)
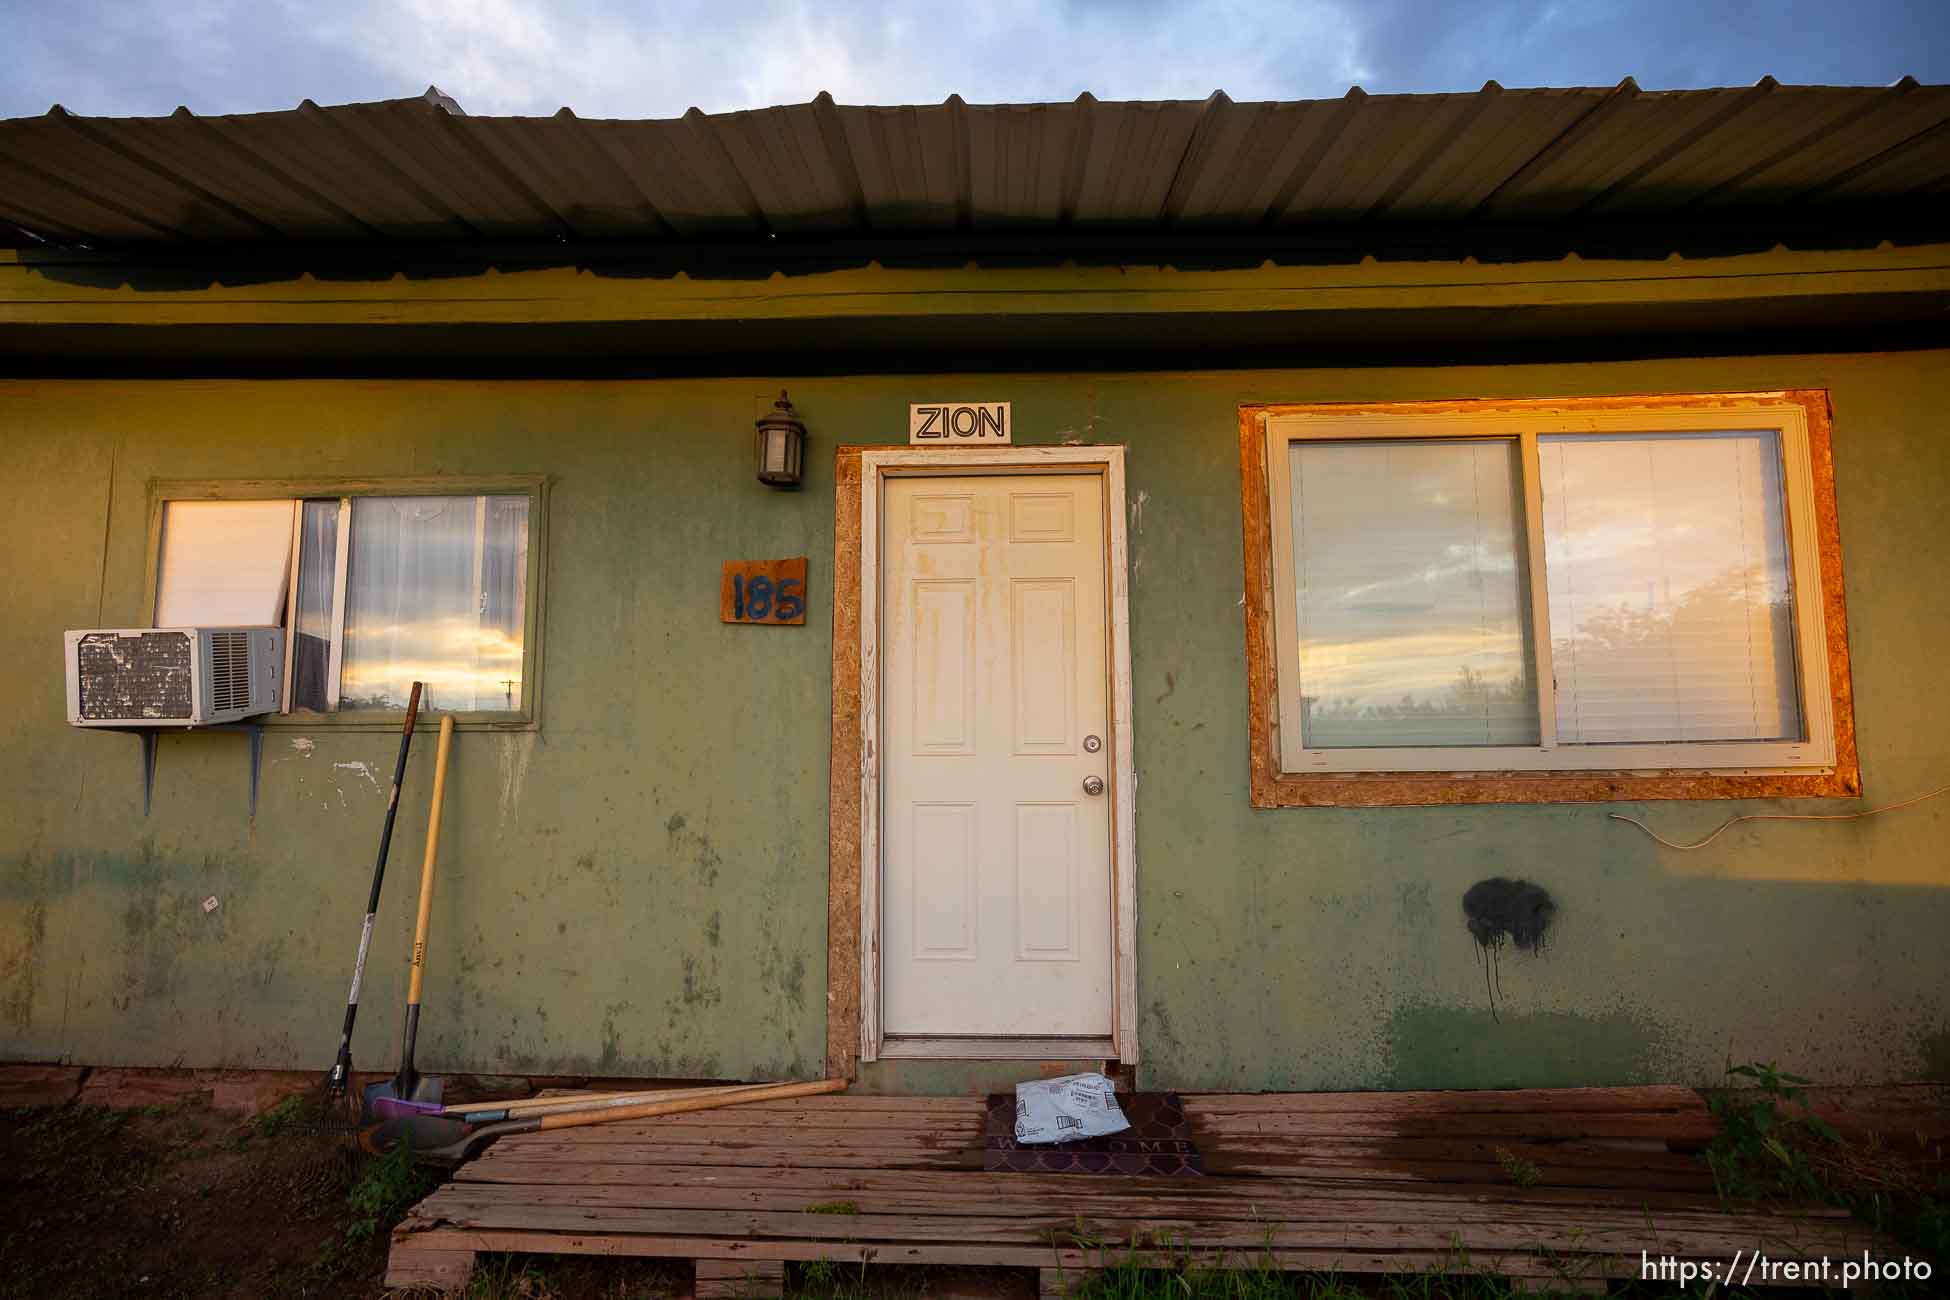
left=720, top=557, right=809, bottom=625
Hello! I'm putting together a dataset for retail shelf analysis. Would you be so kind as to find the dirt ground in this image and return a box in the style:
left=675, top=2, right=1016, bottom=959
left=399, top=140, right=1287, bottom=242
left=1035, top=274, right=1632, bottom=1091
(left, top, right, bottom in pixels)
left=0, top=1097, right=688, bottom=1300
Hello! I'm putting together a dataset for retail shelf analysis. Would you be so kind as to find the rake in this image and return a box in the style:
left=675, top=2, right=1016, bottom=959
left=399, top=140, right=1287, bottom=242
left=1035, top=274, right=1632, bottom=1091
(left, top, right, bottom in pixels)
left=307, top=682, right=424, bottom=1164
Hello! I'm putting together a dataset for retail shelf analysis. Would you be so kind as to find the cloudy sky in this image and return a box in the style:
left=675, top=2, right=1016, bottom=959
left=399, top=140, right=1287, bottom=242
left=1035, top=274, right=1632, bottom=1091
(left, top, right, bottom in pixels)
left=3, top=0, right=1945, bottom=120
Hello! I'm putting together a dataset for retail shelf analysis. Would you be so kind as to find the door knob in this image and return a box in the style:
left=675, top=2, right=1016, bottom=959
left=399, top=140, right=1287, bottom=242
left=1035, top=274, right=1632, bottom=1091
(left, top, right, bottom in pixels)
left=1082, top=775, right=1105, bottom=796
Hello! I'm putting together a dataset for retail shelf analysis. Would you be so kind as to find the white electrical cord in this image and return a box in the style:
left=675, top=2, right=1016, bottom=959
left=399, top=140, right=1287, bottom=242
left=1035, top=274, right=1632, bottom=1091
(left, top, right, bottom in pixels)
left=1608, top=782, right=1950, bottom=851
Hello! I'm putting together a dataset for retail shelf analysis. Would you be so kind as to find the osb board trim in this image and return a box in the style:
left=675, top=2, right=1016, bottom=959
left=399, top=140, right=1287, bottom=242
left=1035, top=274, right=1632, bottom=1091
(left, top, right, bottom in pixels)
left=825, top=448, right=864, bottom=1080
left=1238, top=391, right=1860, bottom=808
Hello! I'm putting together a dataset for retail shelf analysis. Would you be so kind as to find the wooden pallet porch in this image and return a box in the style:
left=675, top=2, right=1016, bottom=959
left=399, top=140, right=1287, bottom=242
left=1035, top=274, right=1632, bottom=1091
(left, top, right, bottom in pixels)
left=387, top=1085, right=1904, bottom=1295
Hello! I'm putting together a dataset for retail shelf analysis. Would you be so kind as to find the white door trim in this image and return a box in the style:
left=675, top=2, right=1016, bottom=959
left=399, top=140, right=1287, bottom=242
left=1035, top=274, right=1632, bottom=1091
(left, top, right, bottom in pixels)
left=858, top=445, right=1137, bottom=1064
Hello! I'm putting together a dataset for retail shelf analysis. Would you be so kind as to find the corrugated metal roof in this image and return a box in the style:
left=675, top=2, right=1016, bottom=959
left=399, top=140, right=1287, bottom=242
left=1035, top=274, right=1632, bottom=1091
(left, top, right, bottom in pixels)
left=2, top=79, right=1947, bottom=249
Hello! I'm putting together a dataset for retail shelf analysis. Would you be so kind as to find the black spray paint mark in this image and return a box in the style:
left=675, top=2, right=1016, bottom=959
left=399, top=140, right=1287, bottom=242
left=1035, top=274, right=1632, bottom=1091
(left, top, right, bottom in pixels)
left=1463, top=878, right=1556, bottom=951
left=1461, top=878, right=1556, bottom=1022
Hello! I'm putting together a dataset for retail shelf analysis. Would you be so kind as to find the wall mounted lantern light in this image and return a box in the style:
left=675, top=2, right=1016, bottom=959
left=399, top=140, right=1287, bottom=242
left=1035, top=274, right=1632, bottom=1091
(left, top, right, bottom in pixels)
left=755, top=390, right=807, bottom=489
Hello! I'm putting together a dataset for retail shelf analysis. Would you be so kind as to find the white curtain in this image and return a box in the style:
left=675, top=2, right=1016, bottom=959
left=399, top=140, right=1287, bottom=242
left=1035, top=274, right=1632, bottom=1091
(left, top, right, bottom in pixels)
left=1290, top=439, right=1539, bottom=748
left=339, top=496, right=529, bottom=712
left=155, top=500, right=294, bottom=626
left=289, top=501, right=340, bottom=712
left=1540, top=432, right=1800, bottom=745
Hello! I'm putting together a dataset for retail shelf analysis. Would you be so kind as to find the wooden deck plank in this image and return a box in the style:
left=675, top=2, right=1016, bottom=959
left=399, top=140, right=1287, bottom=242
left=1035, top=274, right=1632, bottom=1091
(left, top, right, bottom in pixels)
left=387, top=1084, right=1931, bottom=1292
left=505, top=1125, right=985, bottom=1149
left=1195, top=1163, right=1712, bottom=1191
left=1190, top=1113, right=1720, bottom=1140
left=481, top=1129, right=1705, bottom=1164
left=542, top=1115, right=1716, bottom=1143
left=470, top=1144, right=1710, bottom=1190
left=382, top=1242, right=477, bottom=1290
left=407, top=1201, right=1868, bottom=1257
left=449, top=1168, right=1748, bottom=1214
left=1179, top=1086, right=1708, bottom=1113
left=1202, top=1140, right=1710, bottom=1173
left=419, top=1183, right=1847, bottom=1236
left=451, top=1163, right=1771, bottom=1211
left=1196, top=1140, right=1712, bottom=1167
left=532, top=1111, right=1716, bottom=1142
left=392, top=1227, right=1620, bottom=1279
left=419, top=1179, right=1844, bottom=1231
left=484, top=1126, right=1705, bottom=1173
left=466, top=1142, right=984, bottom=1169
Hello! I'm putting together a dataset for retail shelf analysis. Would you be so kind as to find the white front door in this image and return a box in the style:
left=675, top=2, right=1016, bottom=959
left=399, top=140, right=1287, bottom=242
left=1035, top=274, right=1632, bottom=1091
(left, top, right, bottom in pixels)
left=880, top=472, right=1114, bottom=1040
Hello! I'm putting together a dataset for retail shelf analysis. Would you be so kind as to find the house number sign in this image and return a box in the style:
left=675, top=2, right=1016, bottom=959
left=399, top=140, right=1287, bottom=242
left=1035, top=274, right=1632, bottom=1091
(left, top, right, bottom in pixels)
left=909, top=401, right=1011, bottom=444
left=721, top=557, right=808, bottom=625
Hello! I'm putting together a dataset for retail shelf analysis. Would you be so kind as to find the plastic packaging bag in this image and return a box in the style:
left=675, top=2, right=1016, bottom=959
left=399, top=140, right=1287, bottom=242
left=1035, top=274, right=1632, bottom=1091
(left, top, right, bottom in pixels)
left=1012, top=1072, right=1130, bottom=1145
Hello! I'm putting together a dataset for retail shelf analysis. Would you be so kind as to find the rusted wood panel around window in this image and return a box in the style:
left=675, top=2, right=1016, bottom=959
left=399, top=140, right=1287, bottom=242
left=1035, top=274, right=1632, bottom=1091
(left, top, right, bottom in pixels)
left=1238, top=390, right=1860, bottom=807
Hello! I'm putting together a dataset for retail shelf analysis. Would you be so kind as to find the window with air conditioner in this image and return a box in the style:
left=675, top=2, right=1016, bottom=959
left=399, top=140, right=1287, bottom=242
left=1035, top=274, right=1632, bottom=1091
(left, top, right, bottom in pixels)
left=1252, top=396, right=1851, bottom=796
left=152, top=481, right=543, bottom=721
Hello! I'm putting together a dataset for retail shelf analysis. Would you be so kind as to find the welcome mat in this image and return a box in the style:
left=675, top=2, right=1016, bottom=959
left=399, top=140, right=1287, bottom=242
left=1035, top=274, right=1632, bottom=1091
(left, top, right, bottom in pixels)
left=983, top=1091, right=1205, bottom=1175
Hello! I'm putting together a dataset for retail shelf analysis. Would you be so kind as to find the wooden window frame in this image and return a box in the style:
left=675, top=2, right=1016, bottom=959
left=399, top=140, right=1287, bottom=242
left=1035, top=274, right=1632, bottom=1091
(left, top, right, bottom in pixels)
left=1239, top=392, right=1859, bottom=807
left=144, top=475, right=549, bottom=732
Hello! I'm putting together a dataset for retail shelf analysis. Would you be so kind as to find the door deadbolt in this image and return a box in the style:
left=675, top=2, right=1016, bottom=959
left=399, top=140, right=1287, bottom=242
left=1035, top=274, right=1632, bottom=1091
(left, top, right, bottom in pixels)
left=1083, top=734, right=1102, bottom=753
left=1082, top=775, right=1105, bottom=796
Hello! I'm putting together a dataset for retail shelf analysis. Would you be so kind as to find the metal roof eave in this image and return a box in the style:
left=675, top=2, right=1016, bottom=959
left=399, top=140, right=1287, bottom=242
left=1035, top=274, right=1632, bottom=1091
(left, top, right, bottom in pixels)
left=3, top=80, right=1946, bottom=254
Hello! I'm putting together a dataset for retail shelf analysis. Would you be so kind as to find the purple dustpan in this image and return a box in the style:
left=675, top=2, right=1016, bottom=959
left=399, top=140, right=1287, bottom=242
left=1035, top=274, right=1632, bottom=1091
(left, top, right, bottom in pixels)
left=371, top=1094, right=445, bottom=1119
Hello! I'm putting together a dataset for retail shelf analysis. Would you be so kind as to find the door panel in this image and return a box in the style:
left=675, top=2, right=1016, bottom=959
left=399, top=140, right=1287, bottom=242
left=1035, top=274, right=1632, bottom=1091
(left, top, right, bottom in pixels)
left=911, top=580, right=976, bottom=753
left=1011, top=579, right=1077, bottom=754
left=882, top=473, right=1113, bottom=1038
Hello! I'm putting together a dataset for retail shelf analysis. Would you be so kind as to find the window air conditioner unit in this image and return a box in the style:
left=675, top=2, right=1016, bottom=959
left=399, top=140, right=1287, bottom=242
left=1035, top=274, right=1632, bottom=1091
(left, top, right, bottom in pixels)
left=64, top=627, right=284, bottom=727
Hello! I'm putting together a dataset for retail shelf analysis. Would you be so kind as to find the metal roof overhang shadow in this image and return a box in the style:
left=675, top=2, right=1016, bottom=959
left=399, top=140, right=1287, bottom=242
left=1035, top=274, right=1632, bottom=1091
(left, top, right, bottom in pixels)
left=3, top=81, right=1948, bottom=372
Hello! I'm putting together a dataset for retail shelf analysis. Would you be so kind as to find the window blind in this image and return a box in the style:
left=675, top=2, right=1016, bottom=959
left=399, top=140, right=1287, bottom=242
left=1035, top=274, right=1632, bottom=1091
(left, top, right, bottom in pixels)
left=154, top=499, right=295, bottom=627
left=1539, top=432, right=1801, bottom=745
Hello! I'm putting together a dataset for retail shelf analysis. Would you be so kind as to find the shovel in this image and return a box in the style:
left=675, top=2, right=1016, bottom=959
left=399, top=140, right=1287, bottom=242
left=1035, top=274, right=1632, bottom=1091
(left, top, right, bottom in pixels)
left=364, top=712, right=455, bottom=1118
left=362, top=1076, right=847, bottom=1167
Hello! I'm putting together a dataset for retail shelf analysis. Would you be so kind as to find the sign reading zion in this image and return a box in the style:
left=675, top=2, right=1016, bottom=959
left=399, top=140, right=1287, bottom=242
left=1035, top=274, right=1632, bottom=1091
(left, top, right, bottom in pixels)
left=909, top=401, right=1011, bottom=444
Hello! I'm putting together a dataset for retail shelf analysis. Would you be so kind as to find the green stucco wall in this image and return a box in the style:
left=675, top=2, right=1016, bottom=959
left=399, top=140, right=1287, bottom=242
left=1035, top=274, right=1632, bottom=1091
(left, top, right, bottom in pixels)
left=3, top=351, right=1946, bottom=1093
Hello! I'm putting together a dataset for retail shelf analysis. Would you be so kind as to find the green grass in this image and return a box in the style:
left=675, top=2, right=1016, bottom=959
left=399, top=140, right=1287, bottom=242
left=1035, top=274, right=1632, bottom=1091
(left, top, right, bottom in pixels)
left=1705, top=1058, right=1949, bottom=1267
left=1490, top=1146, right=1541, bottom=1190
left=460, top=1253, right=561, bottom=1298
left=248, top=1092, right=319, bottom=1139
left=1056, top=1256, right=1767, bottom=1300
left=1704, top=1060, right=1839, bottom=1202
left=793, top=1257, right=874, bottom=1300
left=343, top=1140, right=443, bottom=1243
left=1057, top=1246, right=1577, bottom=1300
left=438, top=1252, right=678, bottom=1299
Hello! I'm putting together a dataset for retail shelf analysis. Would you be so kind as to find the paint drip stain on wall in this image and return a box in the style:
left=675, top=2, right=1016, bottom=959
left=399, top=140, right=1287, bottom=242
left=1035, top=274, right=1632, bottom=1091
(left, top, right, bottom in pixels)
left=498, top=732, right=536, bottom=834
left=1461, top=877, right=1557, bottom=1023
left=332, top=760, right=380, bottom=792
